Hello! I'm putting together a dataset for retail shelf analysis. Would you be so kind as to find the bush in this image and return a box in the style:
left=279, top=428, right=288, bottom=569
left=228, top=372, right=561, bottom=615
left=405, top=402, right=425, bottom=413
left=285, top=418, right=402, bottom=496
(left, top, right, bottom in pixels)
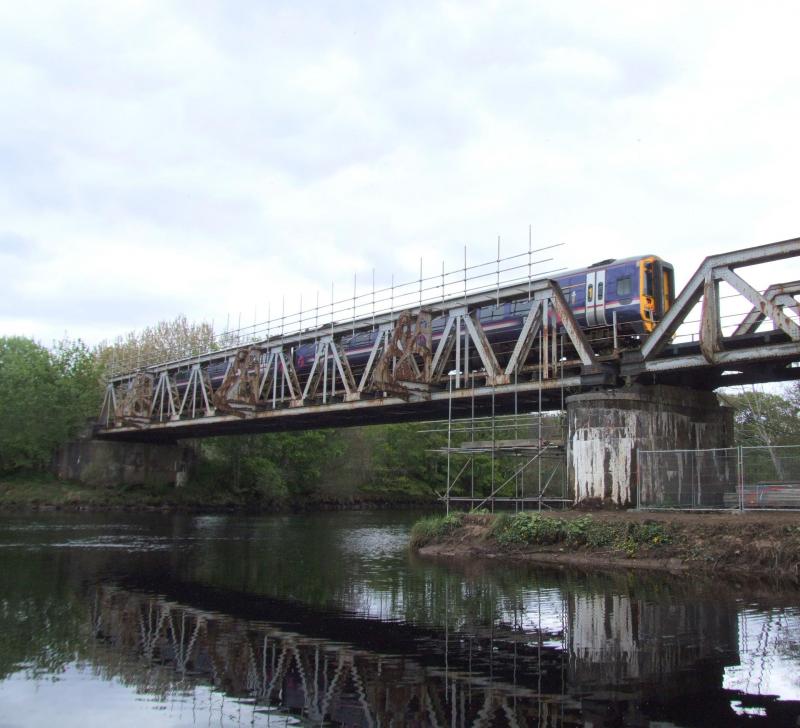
left=0, top=337, right=101, bottom=473
left=409, top=512, right=465, bottom=549
left=491, top=513, right=671, bottom=555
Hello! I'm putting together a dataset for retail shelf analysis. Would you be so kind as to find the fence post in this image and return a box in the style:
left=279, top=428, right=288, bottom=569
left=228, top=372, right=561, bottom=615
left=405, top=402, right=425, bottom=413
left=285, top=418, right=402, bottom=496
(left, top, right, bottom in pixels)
left=738, top=445, right=744, bottom=511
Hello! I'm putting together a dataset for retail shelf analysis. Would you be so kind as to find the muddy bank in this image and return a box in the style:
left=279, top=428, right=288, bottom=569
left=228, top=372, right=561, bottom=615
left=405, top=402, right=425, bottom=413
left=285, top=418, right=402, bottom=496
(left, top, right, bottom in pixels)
left=412, top=510, right=800, bottom=584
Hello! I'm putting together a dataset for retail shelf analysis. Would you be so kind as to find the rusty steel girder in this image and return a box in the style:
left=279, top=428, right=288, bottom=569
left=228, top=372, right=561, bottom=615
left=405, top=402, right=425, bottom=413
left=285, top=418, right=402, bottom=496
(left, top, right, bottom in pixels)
left=116, top=371, right=155, bottom=426
left=213, top=347, right=262, bottom=416
left=372, top=309, right=433, bottom=395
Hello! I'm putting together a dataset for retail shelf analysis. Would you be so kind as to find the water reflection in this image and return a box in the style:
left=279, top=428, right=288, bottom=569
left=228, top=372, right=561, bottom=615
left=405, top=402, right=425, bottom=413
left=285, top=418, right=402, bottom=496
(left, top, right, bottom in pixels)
left=82, top=581, right=798, bottom=727
left=0, top=511, right=798, bottom=726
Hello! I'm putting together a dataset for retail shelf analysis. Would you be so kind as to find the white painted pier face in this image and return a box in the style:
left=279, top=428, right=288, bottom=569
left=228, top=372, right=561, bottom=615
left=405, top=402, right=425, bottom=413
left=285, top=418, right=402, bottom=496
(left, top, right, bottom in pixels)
left=567, top=386, right=733, bottom=506
left=567, top=590, right=739, bottom=691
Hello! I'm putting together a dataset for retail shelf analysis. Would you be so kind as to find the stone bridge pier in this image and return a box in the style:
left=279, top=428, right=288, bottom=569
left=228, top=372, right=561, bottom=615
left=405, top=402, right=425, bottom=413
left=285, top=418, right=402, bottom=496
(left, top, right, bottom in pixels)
left=566, top=385, right=733, bottom=507
left=55, top=438, right=195, bottom=488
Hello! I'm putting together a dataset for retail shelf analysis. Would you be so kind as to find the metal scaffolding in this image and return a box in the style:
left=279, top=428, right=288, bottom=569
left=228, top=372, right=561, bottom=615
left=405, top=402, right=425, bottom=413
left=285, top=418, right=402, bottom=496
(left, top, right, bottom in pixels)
left=422, top=335, right=570, bottom=513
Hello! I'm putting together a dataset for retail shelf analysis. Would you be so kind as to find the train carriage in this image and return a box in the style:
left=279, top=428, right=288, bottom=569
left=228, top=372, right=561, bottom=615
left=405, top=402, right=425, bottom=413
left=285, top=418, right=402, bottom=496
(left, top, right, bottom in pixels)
left=293, top=254, right=675, bottom=375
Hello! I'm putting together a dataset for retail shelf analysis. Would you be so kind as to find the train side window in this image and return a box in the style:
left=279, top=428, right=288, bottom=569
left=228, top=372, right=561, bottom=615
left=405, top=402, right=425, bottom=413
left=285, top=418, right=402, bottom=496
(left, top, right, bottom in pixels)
left=587, top=284, right=593, bottom=303
left=617, top=277, right=631, bottom=296
left=597, top=282, right=604, bottom=301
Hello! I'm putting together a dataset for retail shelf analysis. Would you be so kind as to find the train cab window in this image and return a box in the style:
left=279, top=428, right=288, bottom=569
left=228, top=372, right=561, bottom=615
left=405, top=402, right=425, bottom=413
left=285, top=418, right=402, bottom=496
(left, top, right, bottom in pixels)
left=617, top=277, right=631, bottom=296
left=597, top=282, right=604, bottom=301
left=663, top=267, right=675, bottom=308
left=587, top=284, right=593, bottom=303
left=644, top=262, right=654, bottom=297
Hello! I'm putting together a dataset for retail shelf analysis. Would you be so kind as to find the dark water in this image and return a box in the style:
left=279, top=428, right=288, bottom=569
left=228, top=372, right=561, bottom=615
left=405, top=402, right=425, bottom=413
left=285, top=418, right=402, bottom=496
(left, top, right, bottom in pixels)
left=0, top=510, right=798, bottom=727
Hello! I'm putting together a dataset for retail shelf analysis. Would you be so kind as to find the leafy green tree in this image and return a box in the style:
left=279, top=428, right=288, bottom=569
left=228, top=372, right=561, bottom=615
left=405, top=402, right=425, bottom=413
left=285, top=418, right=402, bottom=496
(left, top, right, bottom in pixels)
left=721, top=385, right=800, bottom=447
left=196, top=429, right=344, bottom=504
left=720, top=384, right=800, bottom=481
left=364, top=422, right=447, bottom=494
left=0, top=337, right=102, bottom=472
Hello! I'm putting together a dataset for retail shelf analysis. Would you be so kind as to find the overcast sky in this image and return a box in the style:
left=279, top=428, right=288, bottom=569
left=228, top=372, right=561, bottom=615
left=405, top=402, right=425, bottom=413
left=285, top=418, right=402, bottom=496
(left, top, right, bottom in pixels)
left=2, top=0, right=799, bottom=346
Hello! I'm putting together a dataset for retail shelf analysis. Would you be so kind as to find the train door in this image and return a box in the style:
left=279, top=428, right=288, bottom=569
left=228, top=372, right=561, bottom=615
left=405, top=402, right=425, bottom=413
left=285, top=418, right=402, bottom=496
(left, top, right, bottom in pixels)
left=584, top=271, right=607, bottom=326
left=585, top=270, right=608, bottom=326
left=585, top=272, right=596, bottom=326
left=595, top=270, right=607, bottom=325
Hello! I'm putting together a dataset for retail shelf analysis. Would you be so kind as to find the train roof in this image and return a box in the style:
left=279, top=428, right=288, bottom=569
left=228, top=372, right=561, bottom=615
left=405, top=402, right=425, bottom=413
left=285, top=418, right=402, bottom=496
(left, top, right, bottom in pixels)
left=553, top=254, right=672, bottom=280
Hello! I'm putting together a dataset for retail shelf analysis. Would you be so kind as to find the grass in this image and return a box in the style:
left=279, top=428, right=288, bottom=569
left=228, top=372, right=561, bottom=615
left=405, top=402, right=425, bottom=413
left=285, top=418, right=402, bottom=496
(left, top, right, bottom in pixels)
left=0, top=472, right=244, bottom=510
left=0, top=472, right=439, bottom=512
left=409, top=512, right=466, bottom=548
left=411, top=511, right=673, bottom=557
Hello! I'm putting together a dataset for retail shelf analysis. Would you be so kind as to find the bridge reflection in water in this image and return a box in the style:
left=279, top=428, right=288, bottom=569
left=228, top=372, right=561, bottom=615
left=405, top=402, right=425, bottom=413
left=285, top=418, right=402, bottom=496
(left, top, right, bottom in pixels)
left=86, top=580, right=799, bottom=727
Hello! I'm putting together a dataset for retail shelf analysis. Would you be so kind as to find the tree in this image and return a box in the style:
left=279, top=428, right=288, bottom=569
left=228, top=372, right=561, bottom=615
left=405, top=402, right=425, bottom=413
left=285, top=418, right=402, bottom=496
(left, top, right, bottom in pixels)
left=721, top=385, right=800, bottom=447
left=196, top=429, right=344, bottom=504
left=720, top=384, right=800, bottom=480
left=0, top=337, right=102, bottom=472
left=96, top=314, right=217, bottom=374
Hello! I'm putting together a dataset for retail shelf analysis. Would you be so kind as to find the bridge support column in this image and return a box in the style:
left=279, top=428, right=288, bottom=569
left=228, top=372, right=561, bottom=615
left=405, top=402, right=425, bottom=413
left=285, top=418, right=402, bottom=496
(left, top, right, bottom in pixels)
left=566, top=385, right=733, bottom=507
left=55, top=439, right=195, bottom=488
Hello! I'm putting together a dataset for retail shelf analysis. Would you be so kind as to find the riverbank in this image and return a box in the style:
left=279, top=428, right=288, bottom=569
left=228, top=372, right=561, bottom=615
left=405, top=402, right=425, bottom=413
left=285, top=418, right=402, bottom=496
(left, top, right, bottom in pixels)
left=411, top=510, right=800, bottom=583
left=0, top=474, right=437, bottom=512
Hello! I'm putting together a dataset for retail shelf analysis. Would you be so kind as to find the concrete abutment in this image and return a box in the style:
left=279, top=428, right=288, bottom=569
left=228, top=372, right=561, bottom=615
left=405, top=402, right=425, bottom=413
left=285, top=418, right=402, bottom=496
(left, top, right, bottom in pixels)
left=566, top=385, right=733, bottom=507
left=55, top=438, right=195, bottom=488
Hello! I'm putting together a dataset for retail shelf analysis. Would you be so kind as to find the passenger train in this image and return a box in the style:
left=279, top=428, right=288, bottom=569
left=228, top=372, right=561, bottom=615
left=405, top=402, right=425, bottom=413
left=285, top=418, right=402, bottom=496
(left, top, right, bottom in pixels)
left=294, top=254, right=675, bottom=375
left=170, top=254, right=675, bottom=390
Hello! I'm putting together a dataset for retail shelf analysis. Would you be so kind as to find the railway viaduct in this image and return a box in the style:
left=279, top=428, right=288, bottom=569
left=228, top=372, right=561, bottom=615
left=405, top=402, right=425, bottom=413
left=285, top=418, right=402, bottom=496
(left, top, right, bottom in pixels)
left=74, top=237, right=800, bottom=506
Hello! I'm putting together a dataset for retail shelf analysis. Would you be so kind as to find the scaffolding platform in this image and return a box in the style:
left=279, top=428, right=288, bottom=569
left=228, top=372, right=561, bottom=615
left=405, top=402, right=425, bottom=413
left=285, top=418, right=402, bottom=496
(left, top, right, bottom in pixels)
left=457, top=438, right=564, bottom=452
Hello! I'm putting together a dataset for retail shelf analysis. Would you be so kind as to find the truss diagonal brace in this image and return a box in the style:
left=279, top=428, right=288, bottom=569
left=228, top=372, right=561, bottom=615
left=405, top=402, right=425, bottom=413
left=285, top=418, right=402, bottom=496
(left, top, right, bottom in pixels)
left=548, top=283, right=598, bottom=366
left=462, top=312, right=503, bottom=384
left=430, top=313, right=458, bottom=381
left=640, top=267, right=705, bottom=361
left=717, top=267, right=800, bottom=341
left=358, top=327, right=390, bottom=392
left=505, top=300, right=543, bottom=376
left=734, top=281, right=800, bottom=336
left=99, top=383, right=117, bottom=427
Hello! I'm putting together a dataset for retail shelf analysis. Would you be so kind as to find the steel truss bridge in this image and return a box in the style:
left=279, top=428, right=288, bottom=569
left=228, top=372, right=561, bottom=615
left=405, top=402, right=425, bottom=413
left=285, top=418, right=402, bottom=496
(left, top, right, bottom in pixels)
left=97, top=237, right=800, bottom=441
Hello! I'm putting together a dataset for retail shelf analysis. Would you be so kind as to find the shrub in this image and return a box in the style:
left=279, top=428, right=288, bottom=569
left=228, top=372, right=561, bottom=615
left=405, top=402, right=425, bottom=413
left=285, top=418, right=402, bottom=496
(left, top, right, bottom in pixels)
left=409, top=512, right=465, bottom=549
left=492, top=513, right=671, bottom=555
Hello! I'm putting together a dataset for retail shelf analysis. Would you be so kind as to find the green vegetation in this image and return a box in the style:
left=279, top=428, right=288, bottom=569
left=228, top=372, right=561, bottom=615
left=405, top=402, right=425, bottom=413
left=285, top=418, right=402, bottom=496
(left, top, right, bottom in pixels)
left=193, top=431, right=345, bottom=507
left=0, top=472, right=246, bottom=509
left=0, top=337, right=101, bottom=472
left=411, top=511, right=674, bottom=558
left=491, top=512, right=672, bottom=556
left=0, top=327, right=448, bottom=508
left=3, top=315, right=800, bottom=513
left=409, top=512, right=466, bottom=548
left=721, top=383, right=800, bottom=447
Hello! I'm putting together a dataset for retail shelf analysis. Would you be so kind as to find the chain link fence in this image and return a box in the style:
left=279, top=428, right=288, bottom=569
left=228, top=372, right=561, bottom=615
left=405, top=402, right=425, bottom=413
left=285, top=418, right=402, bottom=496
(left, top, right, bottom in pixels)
left=637, top=445, right=800, bottom=510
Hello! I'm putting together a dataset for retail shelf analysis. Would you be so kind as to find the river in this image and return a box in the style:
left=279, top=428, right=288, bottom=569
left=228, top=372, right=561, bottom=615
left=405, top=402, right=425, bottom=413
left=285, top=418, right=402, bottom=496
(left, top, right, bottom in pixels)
left=0, top=509, right=798, bottom=726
